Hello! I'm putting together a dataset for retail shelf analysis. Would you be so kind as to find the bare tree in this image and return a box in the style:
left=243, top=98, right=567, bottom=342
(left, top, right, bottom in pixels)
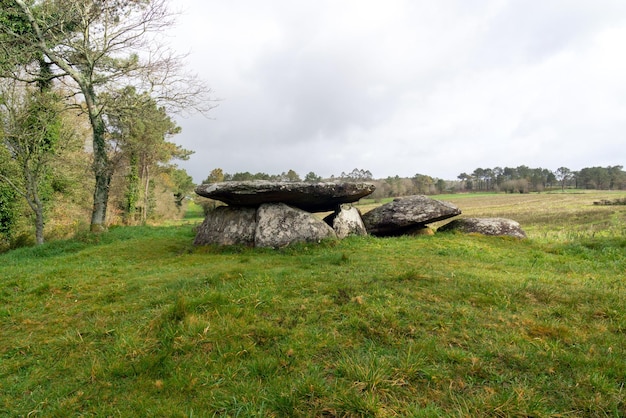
left=2, top=0, right=213, bottom=231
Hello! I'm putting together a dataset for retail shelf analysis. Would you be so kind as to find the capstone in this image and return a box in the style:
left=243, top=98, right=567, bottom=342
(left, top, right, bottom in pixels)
left=195, top=181, right=375, bottom=212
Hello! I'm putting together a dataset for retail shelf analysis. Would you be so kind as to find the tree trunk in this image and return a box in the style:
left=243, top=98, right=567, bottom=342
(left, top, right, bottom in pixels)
left=89, top=110, right=111, bottom=232
left=123, top=152, right=139, bottom=225
left=34, top=200, right=44, bottom=245
left=142, top=165, right=150, bottom=224
left=91, top=169, right=111, bottom=232
left=22, top=179, right=45, bottom=245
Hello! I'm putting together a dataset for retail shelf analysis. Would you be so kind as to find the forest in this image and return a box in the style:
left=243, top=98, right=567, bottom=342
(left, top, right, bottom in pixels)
left=0, top=0, right=207, bottom=251
left=0, top=85, right=196, bottom=250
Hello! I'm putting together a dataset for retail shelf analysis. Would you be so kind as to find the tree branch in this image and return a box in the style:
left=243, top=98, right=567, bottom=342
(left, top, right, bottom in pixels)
left=0, top=172, right=27, bottom=199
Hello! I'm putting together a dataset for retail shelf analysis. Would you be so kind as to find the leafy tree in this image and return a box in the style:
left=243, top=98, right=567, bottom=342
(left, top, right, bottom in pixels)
left=204, top=168, right=225, bottom=184
left=492, top=167, right=504, bottom=188
left=607, top=165, right=626, bottom=190
left=483, top=168, right=495, bottom=190
left=341, top=168, right=373, bottom=181
left=0, top=0, right=63, bottom=244
left=122, top=152, right=140, bottom=224
left=502, top=167, right=517, bottom=182
left=169, top=168, right=195, bottom=209
left=253, top=172, right=274, bottom=181
left=412, top=173, right=434, bottom=194
left=0, top=0, right=53, bottom=91
left=528, top=168, right=546, bottom=191
left=457, top=173, right=472, bottom=191
left=231, top=172, right=255, bottom=181
left=2, top=0, right=212, bottom=231
left=576, top=166, right=626, bottom=190
left=435, top=179, right=447, bottom=194
left=0, top=183, right=18, bottom=243
left=545, top=170, right=557, bottom=188
left=578, top=167, right=611, bottom=189
left=304, top=171, right=322, bottom=182
left=106, top=87, right=190, bottom=224
left=471, top=168, right=486, bottom=190
left=282, top=169, right=301, bottom=182
left=384, top=175, right=411, bottom=197
left=0, top=80, right=73, bottom=244
left=0, top=146, right=19, bottom=245
left=555, top=167, right=572, bottom=191
left=516, top=165, right=532, bottom=180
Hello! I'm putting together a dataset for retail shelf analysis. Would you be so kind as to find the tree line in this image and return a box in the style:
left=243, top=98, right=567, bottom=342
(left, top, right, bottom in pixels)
left=202, top=167, right=375, bottom=184
left=457, top=165, right=626, bottom=193
left=0, top=0, right=208, bottom=250
left=203, top=165, right=626, bottom=202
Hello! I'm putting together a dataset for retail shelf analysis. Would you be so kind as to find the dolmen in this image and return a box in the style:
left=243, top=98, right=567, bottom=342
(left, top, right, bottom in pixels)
left=194, top=181, right=374, bottom=248
left=193, top=181, right=527, bottom=248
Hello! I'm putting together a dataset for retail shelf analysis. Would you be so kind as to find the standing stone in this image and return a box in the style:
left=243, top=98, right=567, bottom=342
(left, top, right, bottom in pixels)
left=324, top=204, right=367, bottom=239
left=362, top=195, right=461, bottom=236
left=193, top=206, right=257, bottom=246
left=255, top=203, right=337, bottom=248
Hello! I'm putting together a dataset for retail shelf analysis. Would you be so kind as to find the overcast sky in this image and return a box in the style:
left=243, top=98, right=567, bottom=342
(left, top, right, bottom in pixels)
left=167, top=0, right=626, bottom=182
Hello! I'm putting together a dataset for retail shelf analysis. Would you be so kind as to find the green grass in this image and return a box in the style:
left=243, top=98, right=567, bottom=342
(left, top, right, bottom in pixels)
left=1, top=193, right=626, bottom=416
left=184, top=200, right=205, bottom=220
left=439, top=190, right=626, bottom=240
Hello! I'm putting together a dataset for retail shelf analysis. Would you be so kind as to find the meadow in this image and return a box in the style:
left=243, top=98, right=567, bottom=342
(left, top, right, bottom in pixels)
left=1, top=191, right=625, bottom=417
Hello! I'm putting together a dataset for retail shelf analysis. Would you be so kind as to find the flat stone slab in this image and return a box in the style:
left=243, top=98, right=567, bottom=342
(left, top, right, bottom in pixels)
left=195, top=181, right=375, bottom=212
left=361, top=195, right=461, bottom=236
left=438, top=217, right=527, bottom=239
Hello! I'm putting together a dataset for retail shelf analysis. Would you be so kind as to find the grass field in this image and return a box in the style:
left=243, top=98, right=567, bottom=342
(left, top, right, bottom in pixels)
left=358, top=190, right=626, bottom=240
left=1, top=192, right=625, bottom=416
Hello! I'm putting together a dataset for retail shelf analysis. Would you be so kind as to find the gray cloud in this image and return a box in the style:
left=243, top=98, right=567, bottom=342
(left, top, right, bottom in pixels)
left=170, top=0, right=626, bottom=182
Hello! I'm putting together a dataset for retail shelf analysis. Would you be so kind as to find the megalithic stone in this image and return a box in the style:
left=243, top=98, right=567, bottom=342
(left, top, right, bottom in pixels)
left=362, top=195, right=461, bottom=236
left=195, top=181, right=375, bottom=213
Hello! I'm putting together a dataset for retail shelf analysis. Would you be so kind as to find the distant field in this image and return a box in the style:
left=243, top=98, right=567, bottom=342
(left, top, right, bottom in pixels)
left=357, top=190, right=626, bottom=240
left=1, top=191, right=625, bottom=416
